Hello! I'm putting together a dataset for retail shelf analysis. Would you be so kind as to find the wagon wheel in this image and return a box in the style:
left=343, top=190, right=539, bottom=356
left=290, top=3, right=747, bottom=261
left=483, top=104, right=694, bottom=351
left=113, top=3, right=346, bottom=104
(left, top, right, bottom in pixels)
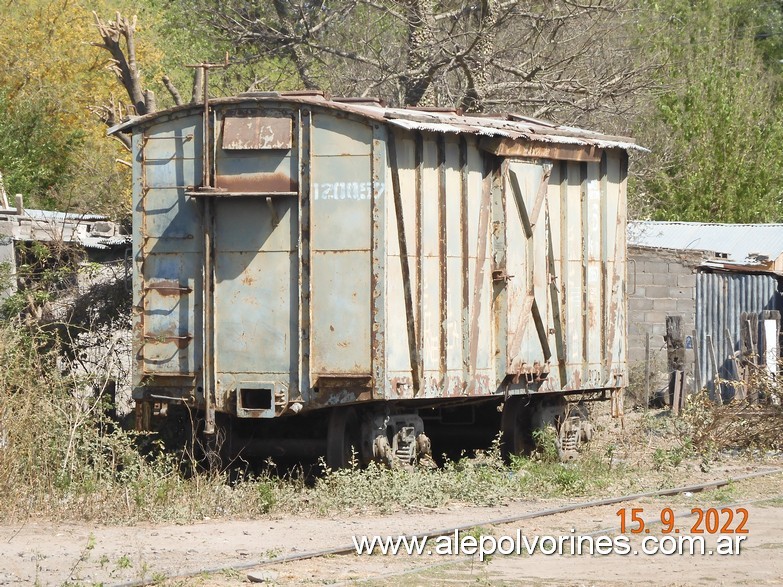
left=529, top=397, right=572, bottom=460
left=326, top=407, right=360, bottom=470
left=500, top=395, right=532, bottom=459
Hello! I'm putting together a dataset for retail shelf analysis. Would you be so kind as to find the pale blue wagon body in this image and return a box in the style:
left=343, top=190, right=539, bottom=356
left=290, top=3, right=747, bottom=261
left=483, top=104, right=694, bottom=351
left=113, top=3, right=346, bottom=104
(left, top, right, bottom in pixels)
left=114, top=92, right=635, bottom=463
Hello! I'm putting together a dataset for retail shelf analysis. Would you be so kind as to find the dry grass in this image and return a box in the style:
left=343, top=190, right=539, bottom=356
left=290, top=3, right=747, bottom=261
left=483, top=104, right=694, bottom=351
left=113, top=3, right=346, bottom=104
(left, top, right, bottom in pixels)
left=0, top=316, right=780, bottom=524
left=682, top=381, right=783, bottom=455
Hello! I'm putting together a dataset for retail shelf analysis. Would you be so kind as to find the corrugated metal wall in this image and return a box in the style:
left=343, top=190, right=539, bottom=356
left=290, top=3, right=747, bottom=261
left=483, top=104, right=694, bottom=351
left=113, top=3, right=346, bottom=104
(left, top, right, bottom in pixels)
left=383, top=131, right=628, bottom=400
left=696, top=271, right=782, bottom=398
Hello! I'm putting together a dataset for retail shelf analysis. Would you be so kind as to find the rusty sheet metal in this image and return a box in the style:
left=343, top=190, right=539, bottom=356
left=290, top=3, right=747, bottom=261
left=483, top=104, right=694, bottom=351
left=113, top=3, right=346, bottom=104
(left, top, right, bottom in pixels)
left=371, top=125, right=387, bottom=399
left=215, top=151, right=298, bottom=193
left=379, top=148, right=626, bottom=397
left=111, top=92, right=643, bottom=153
left=482, top=136, right=602, bottom=162
left=212, top=192, right=298, bottom=413
left=309, top=113, right=374, bottom=379
left=140, top=252, right=201, bottom=376
left=222, top=111, right=293, bottom=150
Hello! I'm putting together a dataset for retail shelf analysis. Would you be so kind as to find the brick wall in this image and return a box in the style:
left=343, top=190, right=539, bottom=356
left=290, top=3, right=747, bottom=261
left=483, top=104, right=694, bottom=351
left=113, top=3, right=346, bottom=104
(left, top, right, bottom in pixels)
left=628, top=246, right=705, bottom=393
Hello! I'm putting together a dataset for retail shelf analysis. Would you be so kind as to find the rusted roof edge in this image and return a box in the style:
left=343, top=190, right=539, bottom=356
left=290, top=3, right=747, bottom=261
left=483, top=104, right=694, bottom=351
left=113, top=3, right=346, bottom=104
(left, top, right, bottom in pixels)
left=107, top=94, right=644, bottom=151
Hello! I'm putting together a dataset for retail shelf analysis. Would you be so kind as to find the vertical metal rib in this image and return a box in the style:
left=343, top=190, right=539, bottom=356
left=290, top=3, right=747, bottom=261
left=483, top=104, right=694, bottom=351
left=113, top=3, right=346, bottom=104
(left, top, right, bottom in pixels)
left=388, top=132, right=420, bottom=395
left=437, top=135, right=447, bottom=384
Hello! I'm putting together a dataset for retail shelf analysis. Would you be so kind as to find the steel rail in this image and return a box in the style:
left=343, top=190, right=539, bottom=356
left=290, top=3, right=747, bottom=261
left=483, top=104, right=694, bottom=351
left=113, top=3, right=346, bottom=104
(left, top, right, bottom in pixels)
left=111, top=466, right=783, bottom=587
left=329, top=491, right=783, bottom=587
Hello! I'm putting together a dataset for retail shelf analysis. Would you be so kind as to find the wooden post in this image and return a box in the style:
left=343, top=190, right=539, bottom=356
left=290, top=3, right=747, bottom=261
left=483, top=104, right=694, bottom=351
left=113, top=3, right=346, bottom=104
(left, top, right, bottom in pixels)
left=666, top=316, right=684, bottom=410
left=672, top=371, right=683, bottom=416
left=644, top=332, right=651, bottom=410
left=707, top=334, right=722, bottom=405
left=692, top=328, right=702, bottom=392
left=749, top=317, right=757, bottom=404
left=725, top=327, right=744, bottom=401
left=748, top=318, right=758, bottom=360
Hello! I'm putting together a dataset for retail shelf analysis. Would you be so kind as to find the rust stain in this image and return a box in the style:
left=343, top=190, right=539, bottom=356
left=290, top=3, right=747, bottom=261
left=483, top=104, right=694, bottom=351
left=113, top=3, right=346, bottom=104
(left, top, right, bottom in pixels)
left=143, top=328, right=192, bottom=350
left=222, top=112, right=292, bottom=150
left=147, top=279, right=191, bottom=297
left=468, top=165, right=493, bottom=375
left=216, top=171, right=298, bottom=193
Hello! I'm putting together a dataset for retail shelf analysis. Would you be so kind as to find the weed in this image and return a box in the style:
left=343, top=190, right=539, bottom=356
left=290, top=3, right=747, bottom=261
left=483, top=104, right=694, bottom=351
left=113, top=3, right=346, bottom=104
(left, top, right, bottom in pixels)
left=256, top=480, right=276, bottom=513
left=115, top=555, right=132, bottom=569
left=704, top=481, right=736, bottom=504
left=0, top=301, right=750, bottom=525
left=221, top=568, right=243, bottom=579
left=553, top=466, right=587, bottom=495
left=532, top=426, right=559, bottom=463
left=263, top=548, right=283, bottom=560
left=682, top=387, right=783, bottom=455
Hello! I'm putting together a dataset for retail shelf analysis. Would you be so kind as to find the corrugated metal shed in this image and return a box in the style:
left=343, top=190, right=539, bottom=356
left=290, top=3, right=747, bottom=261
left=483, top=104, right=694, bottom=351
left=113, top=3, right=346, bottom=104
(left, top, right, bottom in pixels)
left=25, top=209, right=109, bottom=222
left=696, top=272, right=782, bottom=399
left=628, top=221, right=783, bottom=265
left=0, top=207, right=129, bottom=250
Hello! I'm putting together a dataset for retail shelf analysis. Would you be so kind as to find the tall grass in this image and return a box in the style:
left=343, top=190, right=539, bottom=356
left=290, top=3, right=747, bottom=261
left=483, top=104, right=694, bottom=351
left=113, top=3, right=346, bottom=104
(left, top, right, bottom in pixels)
left=0, top=320, right=276, bottom=522
left=0, top=318, right=626, bottom=523
left=0, top=315, right=745, bottom=524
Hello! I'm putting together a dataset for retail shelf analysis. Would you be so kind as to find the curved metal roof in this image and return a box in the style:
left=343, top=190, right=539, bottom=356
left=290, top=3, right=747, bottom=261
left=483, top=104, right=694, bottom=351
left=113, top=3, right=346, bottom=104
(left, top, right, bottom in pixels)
left=108, top=91, right=643, bottom=152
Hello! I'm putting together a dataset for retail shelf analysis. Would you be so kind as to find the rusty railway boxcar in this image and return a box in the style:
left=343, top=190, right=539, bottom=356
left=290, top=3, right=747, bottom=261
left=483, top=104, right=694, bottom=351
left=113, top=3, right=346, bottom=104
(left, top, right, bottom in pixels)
left=111, top=91, right=637, bottom=467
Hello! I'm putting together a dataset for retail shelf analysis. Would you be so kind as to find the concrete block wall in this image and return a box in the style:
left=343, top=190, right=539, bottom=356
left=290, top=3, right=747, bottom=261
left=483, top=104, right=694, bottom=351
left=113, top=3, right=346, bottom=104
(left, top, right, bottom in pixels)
left=628, top=246, right=705, bottom=393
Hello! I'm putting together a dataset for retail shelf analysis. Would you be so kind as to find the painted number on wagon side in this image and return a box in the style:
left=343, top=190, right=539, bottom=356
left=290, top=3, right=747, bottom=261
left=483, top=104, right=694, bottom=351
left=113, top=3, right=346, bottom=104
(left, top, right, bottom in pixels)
left=313, top=181, right=385, bottom=201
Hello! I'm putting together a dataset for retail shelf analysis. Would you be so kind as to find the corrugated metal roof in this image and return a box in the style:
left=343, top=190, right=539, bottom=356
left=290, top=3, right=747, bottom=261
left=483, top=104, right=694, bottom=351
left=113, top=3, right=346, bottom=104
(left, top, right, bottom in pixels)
left=80, top=234, right=131, bottom=250
left=0, top=207, right=127, bottom=249
left=628, top=221, right=783, bottom=264
left=108, top=92, right=644, bottom=152
left=26, top=209, right=108, bottom=222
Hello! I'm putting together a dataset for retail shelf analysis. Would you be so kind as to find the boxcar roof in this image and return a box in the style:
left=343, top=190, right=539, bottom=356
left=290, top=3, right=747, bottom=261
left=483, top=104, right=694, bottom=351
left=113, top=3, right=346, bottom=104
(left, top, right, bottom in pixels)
left=109, top=91, right=643, bottom=151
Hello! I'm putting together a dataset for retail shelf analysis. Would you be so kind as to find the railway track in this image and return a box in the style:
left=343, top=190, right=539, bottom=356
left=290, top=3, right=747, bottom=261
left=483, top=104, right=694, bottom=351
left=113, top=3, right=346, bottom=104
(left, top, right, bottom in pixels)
left=112, top=466, right=783, bottom=587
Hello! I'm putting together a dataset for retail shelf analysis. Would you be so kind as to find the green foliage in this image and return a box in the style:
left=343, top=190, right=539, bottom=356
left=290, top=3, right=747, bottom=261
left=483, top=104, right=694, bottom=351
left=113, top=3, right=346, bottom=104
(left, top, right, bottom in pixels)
left=136, top=0, right=304, bottom=102
left=532, top=426, right=560, bottom=464
left=0, top=92, right=84, bottom=209
left=652, top=445, right=688, bottom=470
left=633, top=0, right=783, bottom=222
left=0, top=241, right=82, bottom=320
left=553, top=466, right=588, bottom=494
left=255, top=480, right=276, bottom=513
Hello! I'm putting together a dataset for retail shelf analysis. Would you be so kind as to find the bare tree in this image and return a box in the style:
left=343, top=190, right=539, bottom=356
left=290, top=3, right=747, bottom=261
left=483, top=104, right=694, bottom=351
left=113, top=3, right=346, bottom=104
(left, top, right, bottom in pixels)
left=92, top=12, right=204, bottom=148
left=93, top=13, right=151, bottom=116
left=183, top=0, right=654, bottom=124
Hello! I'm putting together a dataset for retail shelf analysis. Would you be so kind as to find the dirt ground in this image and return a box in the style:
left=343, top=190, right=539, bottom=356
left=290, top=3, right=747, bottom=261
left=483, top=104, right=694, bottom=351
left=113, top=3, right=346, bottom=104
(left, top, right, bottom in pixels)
left=1, top=469, right=781, bottom=586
